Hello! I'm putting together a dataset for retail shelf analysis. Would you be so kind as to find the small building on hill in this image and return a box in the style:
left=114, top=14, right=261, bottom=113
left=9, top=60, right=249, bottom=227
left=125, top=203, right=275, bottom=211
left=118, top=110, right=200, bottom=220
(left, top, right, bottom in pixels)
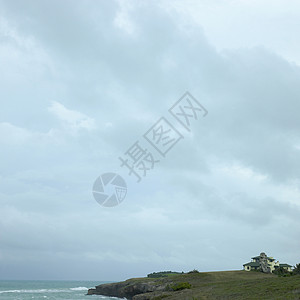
left=243, top=253, right=293, bottom=273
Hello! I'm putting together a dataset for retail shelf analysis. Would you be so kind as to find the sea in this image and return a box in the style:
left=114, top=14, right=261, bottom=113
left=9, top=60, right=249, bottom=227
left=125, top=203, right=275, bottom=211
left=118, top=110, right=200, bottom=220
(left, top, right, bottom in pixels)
left=0, top=280, right=125, bottom=300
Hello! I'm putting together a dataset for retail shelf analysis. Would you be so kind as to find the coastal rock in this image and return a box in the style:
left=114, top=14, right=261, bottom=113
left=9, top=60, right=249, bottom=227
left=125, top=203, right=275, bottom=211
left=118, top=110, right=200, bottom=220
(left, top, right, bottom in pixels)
left=87, top=279, right=168, bottom=299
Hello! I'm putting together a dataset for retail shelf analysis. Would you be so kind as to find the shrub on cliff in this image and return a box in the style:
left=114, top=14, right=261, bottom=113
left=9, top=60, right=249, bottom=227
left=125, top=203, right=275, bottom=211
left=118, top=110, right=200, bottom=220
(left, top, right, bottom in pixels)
left=293, top=263, right=300, bottom=275
left=273, top=267, right=291, bottom=277
left=171, top=282, right=192, bottom=291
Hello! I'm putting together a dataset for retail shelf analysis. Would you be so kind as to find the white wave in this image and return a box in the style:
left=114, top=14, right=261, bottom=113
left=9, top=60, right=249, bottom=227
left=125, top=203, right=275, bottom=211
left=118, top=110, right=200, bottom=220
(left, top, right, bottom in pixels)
left=0, top=288, right=68, bottom=294
left=70, top=286, right=89, bottom=291
left=0, top=290, right=22, bottom=294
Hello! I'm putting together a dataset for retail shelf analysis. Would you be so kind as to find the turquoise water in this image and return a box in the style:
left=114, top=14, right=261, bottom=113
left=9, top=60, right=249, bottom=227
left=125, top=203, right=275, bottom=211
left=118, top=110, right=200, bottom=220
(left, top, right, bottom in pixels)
left=0, top=280, right=125, bottom=300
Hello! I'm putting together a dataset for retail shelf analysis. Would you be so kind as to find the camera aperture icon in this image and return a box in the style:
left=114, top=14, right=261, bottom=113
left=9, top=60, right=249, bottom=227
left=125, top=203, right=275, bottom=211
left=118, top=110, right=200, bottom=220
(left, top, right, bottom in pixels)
left=92, top=173, right=127, bottom=207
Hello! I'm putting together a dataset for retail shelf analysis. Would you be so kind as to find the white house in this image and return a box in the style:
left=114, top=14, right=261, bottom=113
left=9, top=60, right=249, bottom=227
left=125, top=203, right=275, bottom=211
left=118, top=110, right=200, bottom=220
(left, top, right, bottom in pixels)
left=243, top=253, right=293, bottom=273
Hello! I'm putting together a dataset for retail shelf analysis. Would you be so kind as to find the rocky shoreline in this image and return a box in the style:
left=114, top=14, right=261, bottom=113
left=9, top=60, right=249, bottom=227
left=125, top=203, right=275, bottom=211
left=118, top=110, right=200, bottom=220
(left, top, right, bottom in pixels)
left=87, top=278, right=171, bottom=300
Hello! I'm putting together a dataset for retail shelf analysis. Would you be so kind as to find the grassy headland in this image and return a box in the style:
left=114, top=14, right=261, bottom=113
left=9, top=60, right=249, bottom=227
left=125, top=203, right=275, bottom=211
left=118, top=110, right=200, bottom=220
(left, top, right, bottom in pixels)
left=88, top=270, right=300, bottom=299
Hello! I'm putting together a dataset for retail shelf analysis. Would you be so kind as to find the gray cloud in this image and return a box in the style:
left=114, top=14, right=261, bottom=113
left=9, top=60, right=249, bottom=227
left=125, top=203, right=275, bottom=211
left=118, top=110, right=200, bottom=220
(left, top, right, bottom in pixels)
left=0, top=0, right=299, bottom=281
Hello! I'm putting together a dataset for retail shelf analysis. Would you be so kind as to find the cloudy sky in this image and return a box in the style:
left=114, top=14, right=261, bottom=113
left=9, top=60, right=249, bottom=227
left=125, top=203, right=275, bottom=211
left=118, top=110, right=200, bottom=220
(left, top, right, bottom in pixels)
left=1, top=0, right=300, bottom=281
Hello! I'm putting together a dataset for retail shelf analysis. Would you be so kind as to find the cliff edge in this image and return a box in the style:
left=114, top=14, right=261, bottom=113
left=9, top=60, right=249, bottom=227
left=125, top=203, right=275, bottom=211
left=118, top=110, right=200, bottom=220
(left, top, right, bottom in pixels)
left=87, top=270, right=300, bottom=300
left=87, top=277, right=171, bottom=299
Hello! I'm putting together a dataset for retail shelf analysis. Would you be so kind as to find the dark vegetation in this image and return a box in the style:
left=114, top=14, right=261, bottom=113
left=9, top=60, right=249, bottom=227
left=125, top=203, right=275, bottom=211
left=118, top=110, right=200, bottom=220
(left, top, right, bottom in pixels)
left=170, top=282, right=192, bottom=291
left=293, top=263, right=300, bottom=275
left=147, top=271, right=183, bottom=278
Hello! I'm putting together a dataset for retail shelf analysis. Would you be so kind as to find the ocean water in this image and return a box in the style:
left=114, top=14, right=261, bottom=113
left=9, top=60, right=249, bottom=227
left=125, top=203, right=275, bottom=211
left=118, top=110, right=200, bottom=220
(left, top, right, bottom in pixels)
left=0, top=280, right=125, bottom=300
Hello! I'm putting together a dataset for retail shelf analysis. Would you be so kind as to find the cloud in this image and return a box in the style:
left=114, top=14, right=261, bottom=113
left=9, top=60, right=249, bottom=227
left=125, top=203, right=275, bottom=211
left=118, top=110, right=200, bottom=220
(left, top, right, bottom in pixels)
left=0, top=122, right=32, bottom=144
left=0, top=0, right=300, bottom=281
left=48, top=101, right=96, bottom=132
left=114, top=0, right=137, bottom=35
left=161, top=0, right=300, bottom=64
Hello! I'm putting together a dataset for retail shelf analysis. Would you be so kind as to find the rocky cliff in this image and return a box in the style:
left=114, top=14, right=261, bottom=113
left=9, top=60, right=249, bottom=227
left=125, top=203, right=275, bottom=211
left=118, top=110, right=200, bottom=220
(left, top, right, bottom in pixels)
left=87, top=278, right=170, bottom=299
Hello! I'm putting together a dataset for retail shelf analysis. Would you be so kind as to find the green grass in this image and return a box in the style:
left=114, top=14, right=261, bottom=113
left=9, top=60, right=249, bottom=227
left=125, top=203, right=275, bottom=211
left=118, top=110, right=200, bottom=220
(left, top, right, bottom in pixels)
left=166, top=271, right=300, bottom=300
left=129, top=271, right=300, bottom=299
left=170, top=282, right=192, bottom=291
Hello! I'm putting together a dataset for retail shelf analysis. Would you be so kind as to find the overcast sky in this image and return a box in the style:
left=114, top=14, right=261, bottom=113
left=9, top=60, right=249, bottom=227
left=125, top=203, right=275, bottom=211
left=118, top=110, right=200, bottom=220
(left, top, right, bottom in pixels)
left=1, top=0, right=300, bottom=281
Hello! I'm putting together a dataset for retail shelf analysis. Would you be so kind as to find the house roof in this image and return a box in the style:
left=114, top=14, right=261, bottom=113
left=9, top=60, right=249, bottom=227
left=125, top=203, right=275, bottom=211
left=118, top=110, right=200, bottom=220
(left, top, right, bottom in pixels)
left=243, top=262, right=260, bottom=267
left=279, top=264, right=292, bottom=267
left=251, top=256, right=275, bottom=261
